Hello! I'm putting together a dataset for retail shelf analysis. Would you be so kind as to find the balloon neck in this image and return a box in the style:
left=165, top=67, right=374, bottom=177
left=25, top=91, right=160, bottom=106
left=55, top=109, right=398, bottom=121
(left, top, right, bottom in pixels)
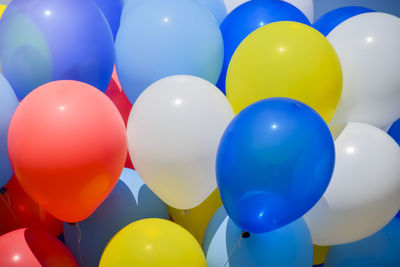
left=68, top=222, right=77, bottom=226
left=241, top=231, right=250, bottom=238
left=0, top=188, right=6, bottom=195
left=183, top=209, right=190, bottom=215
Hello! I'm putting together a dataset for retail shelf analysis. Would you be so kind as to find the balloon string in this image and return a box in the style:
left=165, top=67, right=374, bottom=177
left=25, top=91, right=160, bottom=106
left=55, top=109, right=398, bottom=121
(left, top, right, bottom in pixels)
left=223, top=232, right=243, bottom=267
left=75, top=222, right=84, bottom=266
left=0, top=190, right=22, bottom=227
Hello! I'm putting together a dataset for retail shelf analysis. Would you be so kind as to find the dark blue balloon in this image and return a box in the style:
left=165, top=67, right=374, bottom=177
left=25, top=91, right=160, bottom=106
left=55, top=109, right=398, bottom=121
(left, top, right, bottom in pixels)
left=92, top=0, right=124, bottom=39
left=217, top=0, right=310, bottom=94
left=388, top=118, right=400, bottom=147
left=313, top=6, right=375, bottom=36
left=0, top=0, right=115, bottom=100
left=216, top=98, right=335, bottom=233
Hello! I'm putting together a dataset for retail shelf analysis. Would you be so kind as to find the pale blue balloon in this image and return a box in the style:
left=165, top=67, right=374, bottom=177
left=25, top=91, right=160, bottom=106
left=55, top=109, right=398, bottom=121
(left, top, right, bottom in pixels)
left=0, top=74, right=18, bottom=188
left=63, top=168, right=169, bottom=267
left=203, top=206, right=313, bottom=267
left=324, top=217, right=400, bottom=267
left=116, top=0, right=223, bottom=104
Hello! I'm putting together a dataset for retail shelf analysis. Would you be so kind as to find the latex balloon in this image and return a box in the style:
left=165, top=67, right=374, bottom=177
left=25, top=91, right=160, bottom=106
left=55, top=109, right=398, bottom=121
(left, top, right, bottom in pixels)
left=324, top=217, right=400, bottom=267
left=329, top=13, right=400, bottom=128
left=313, top=6, right=374, bottom=36
left=305, top=123, right=400, bottom=245
left=116, top=0, right=223, bottom=104
left=388, top=118, right=400, bottom=146
left=99, top=219, right=207, bottom=267
left=0, top=4, right=6, bottom=18
left=313, top=245, right=330, bottom=266
left=217, top=0, right=310, bottom=93
left=217, top=98, right=335, bottom=233
left=0, top=0, right=115, bottom=100
left=64, top=168, right=168, bottom=267
left=203, top=206, right=313, bottom=267
left=0, top=176, right=62, bottom=237
left=7, top=80, right=127, bottom=222
left=127, top=75, right=234, bottom=209
left=226, top=21, right=342, bottom=122
left=0, top=228, right=78, bottom=267
left=92, top=0, right=123, bottom=39
left=168, top=189, right=222, bottom=244
left=121, top=0, right=227, bottom=24
left=0, top=74, right=18, bottom=188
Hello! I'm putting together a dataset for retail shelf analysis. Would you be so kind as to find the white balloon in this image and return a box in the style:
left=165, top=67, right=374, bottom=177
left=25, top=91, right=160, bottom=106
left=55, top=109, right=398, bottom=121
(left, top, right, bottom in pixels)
left=329, top=13, right=400, bottom=128
left=305, top=123, right=400, bottom=246
left=223, top=0, right=313, bottom=22
left=127, top=75, right=234, bottom=209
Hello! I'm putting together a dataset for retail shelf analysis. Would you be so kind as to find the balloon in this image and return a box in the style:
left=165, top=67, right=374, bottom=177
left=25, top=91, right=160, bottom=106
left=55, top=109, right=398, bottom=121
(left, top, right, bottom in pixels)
left=0, top=74, right=18, bottom=188
left=388, top=118, right=400, bottom=146
left=313, top=6, right=374, bottom=36
left=203, top=206, right=313, bottom=267
left=7, top=80, right=127, bottom=222
left=168, top=189, right=222, bottom=244
left=329, top=13, right=400, bottom=128
left=313, top=245, right=330, bottom=266
left=305, top=123, right=400, bottom=245
left=0, top=228, right=78, bottom=267
left=0, top=4, right=6, bottom=18
left=63, top=168, right=168, bottom=267
left=217, top=0, right=310, bottom=94
left=116, top=0, right=223, bottom=104
left=121, top=0, right=227, bottom=24
left=99, top=219, right=207, bottom=267
left=127, top=75, right=234, bottom=209
left=324, top=217, right=400, bottom=267
left=226, top=21, right=342, bottom=122
left=91, top=0, right=123, bottom=39
left=0, top=0, right=115, bottom=100
left=0, top=176, right=62, bottom=237
left=217, top=98, right=335, bottom=233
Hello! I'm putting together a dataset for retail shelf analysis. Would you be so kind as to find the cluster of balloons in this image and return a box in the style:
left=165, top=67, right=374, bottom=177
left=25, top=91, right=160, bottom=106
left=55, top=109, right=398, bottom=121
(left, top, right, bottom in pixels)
left=1, top=0, right=400, bottom=266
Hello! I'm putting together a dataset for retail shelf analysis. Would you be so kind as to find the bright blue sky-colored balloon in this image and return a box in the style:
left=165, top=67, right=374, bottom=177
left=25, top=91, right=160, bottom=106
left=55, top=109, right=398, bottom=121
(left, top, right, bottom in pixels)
left=0, top=74, right=18, bottom=188
left=63, top=168, right=169, bottom=267
left=313, top=6, right=375, bottom=36
left=216, top=98, right=335, bottom=233
left=217, top=0, right=310, bottom=94
left=203, top=206, right=313, bottom=267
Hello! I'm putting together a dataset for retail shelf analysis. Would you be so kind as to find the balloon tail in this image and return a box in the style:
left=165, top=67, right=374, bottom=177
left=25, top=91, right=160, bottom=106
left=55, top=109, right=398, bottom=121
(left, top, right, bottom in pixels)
left=223, top=232, right=243, bottom=267
left=75, top=222, right=84, bottom=266
left=183, top=209, right=192, bottom=235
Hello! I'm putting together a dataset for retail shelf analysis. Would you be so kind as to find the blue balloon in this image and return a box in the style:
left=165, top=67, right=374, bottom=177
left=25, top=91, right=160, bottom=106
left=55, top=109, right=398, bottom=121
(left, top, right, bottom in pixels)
left=216, top=98, right=335, bottom=233
left=121, top=0, right=227, bottom=24
left=0, top=0, right=115, bottom=100
left=0, top=74, right=18, bottom=188
left=324, top=217, right=400, bottom=267
left=116, top=0, right=223, bottom=104
left=313, top=6, right=375, bottom=36
left=92, top=0, right=124, bottom=39
left=217, top=0, right=310, bottom=94
left=388, top=118, right=400, bottom=147
left=63, top=168, right=169, bottom=267
left=203, top=206, right=313, bottom=267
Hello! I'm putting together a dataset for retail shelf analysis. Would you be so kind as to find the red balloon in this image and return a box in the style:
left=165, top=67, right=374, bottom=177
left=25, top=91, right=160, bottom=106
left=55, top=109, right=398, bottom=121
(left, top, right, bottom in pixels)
left=0, top=176, right=62, bottom=237
left=8, top=80, right=127, bottom=222
left=105, top=68, right=134, bottom=169
left=0, top=228, right=78, bottom=267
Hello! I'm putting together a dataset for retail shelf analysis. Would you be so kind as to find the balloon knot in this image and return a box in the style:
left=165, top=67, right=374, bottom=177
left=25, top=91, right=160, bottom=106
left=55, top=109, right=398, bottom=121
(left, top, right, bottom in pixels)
left=241, top=231, right=250, bottom=238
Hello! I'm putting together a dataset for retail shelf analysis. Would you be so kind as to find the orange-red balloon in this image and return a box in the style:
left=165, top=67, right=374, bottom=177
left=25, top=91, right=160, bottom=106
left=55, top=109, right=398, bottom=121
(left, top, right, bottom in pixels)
left=7, top=80, right=127, bottom=222
left=0, top=228, right=78, bottom=267
left=0, top=176, right=62, bottom=237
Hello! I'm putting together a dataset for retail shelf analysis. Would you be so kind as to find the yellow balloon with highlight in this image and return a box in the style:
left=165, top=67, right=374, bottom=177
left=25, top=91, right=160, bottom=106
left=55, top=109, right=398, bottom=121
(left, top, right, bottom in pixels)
left=169, top=189, right=222, bottom=244
left=99, top=218, right=207, bottom=267
left=226, top=21, right=342, bottom=122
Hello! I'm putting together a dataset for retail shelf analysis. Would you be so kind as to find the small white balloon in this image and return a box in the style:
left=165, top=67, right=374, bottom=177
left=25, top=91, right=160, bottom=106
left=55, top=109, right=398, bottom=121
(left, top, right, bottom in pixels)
left=329, top=12, right=400, bottom=128
left=127, top=75, right=234, bottom=209
left=305, top=122, right=400, bottom=246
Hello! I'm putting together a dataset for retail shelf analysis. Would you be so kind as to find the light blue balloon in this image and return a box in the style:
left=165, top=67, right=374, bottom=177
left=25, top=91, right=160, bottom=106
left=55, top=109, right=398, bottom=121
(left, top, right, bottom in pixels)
left=116, top=0, right=223, bottom=104
left=203, top=206, right=313, bottom=267
left=324, top=217, right=400, bottom=267
left=63, top=168, right=169, bottom=267
left=121, top=0, right=227, bottom=24
left=0, top=74, right=18, bottom=188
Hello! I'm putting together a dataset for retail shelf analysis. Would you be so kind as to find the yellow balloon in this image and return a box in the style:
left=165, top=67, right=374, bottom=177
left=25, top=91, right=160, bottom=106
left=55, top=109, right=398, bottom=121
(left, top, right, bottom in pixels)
left=226, top=21, right=342, bottom=122
left=313, top=245, right=330, bottom=265
left=0, top=5, right=6, bottom=18
left=99, top=218, right=207, bottom=267
left=169, top=189, right=222, bottom=244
